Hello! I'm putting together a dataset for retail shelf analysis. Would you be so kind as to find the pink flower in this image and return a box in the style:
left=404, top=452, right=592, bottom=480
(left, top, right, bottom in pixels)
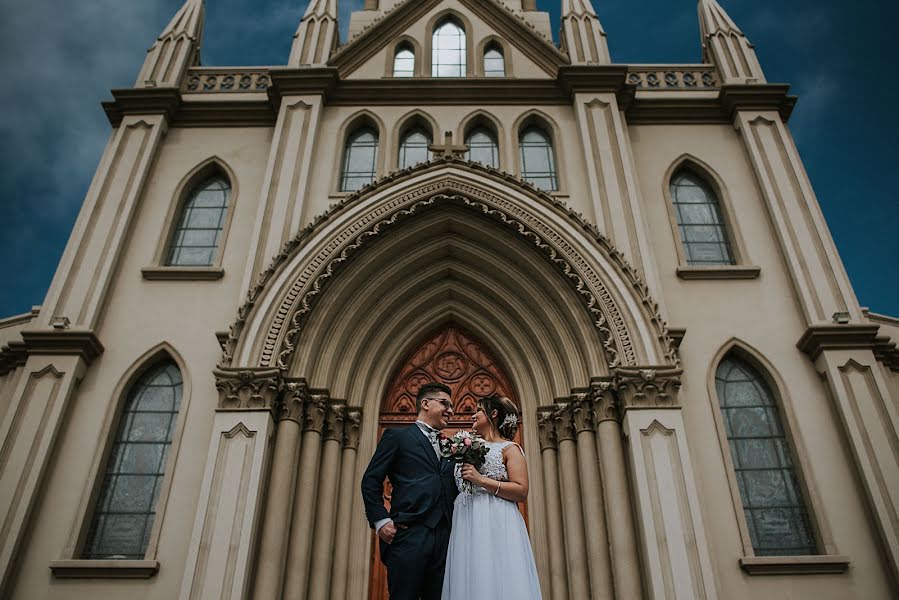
left=463, top=437, right=472, bottom=447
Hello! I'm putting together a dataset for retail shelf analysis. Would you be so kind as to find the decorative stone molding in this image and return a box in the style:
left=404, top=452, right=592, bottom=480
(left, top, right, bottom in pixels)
left=102, top=87, right=181, bottom=127
left=20, top=330, right=104, bottom=364
left=552, top=404, right=578, bottom=442
left=537, top=408, right=558, bottom=451
left=323, top=402, right=347, bottom=443
left=213, top=368, right=282, bottom=411
left=589, top=376, right=618, bottom=423
left=343, top=408, right=362, bottom=450
left=614, top=366, right=682, bottom=411
left=280, top=379, right=309, bottom=423
left=626, top=66, right=718, bottom=89
left=873, top=336, right=899, bottom=372
left=797, top=324, right=880, bottom=361
left=0, top=340, right=28, bottom=376
left=184, top=69, right=271, bottom=93
left=303, top=392, right=329, bottom=433
left=570, top=394, right=595, bottom=433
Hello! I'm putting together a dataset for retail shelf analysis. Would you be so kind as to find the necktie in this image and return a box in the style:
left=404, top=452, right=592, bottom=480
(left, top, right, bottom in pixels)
left=422, top=426, right=441, bottom=457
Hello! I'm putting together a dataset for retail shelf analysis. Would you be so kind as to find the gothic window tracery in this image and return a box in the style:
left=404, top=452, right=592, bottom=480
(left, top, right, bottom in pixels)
left=398, top=127, right=433, bottom=168
left=483, top=43, right=505, bottom=77
left=432, top=18, right=466, bottom=77
left=340, top=127, right=379, bottom=191
left=82, top=361, right=183, bottom=559
left=669, top=169, right=735, bottom=266
left=393, top=43, right=415, bottom=77
left=464, top=127, right=499, bottom=168
left=166, top=175, right=230, bottom=266
left=715, top=355, right=817, bottom=556
left=519, top=126, right=558, bottom=191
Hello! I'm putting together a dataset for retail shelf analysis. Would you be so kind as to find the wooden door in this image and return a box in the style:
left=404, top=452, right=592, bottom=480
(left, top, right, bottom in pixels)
left=369, top=325, right=524, bottom=600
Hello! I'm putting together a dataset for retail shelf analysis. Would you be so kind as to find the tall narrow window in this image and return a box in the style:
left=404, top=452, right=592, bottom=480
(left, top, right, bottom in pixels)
left=519, top=126, right=557, bottom=191
left=670, top=170, right=735, bottom=265
left=483, top=43, right=505, bottom=77
left=715, top=356, right=817, bottom=556
left=340, top=127, right=379, bottom=191
left=399, top=128, right=432, bottom=168
left=393, top=43, right=415, bottom=77
left=82, top=361, right=183, bottom=559
left=465, top=127, right=499, bottom=168
left=432, top=19, right=466, bottom=77
left=166, top=176, right=230, bottom=266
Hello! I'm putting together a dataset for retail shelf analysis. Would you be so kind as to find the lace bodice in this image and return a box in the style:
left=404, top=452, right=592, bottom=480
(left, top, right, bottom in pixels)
left=454, top=440, right=519, bottom=495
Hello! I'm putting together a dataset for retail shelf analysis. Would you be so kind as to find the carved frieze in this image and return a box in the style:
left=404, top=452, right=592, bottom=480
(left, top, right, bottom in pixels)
left=280, top=379, right=309, bottom=423
left=214, top=368, right=282, bottom=412
left=343, top=408, right=362, bottom=451
left=537, top=407, right=558, bottom=451
left=614, top=366, right=682, bottom=411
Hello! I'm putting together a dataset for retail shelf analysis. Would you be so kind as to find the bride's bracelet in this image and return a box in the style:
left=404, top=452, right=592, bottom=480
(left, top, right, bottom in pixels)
left=494, top=481, right=501, bottom=497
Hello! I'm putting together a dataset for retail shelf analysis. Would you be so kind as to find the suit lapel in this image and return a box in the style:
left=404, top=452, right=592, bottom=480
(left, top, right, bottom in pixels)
left=411, top=424, right=440, bottom=470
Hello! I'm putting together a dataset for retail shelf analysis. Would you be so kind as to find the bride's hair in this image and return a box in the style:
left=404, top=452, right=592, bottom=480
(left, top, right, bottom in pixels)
left=478, top=395, right=520, bottom=440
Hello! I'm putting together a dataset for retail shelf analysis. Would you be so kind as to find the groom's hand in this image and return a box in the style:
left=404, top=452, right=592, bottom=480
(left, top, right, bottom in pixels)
left=377, top=520, right=400, bottom=544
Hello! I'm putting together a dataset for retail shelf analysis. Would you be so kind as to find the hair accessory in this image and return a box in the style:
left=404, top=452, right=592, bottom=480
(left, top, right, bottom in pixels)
left=501, top=414, right=518, bottom=429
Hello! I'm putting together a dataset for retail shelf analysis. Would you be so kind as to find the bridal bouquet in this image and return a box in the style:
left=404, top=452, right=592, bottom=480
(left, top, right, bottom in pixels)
left=439, top=430, right=489, bottom=493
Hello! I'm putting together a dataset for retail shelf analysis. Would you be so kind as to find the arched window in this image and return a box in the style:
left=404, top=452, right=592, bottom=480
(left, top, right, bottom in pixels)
left=464, top=127, right=499, bottom=168
left=398, top=128, right=432, bottom=168
left=393, top=43, right=415, bottom=77
left=166, top=175, right=231, bottom=266
left=483, top=43, right=505, bottom=77
left=340, top=127, right=379, bottom=191
left=519, top=126, right=557, bottom=191
left=669, top=169, right=735, bottom=266
left=715, top=355, right=817, bottom=556
left=432, top=19, right=466, bottom=77
left=82, top=361, right=183, bottom=559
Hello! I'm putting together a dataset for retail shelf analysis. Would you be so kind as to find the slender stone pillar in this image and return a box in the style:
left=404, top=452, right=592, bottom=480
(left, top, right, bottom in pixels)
left=572, top=394, right=614, bottom=600
left=308, top=402, right=347, bottom=600
left=282, top=392, right=328, bottom=600
left=251, top=381, right=307, bottom=600
left=591, top=378, right=643, bottom=600
left=537, top=408, right=569, bottom=600
left=330, top=409, right=362, bottom=600
left=554, top=404, right=591, bottom=600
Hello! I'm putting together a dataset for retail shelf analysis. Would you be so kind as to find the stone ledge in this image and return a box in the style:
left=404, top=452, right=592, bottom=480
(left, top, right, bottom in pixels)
left=142, top=266, right=225, bottom=281
left=796, top=324, right=880, bottom=361
left=739, top=555, right=850, bottom=575
left=49, top=559, right=159, bottom=578
left=20, top=330, right=104, bottom=364
left=676, top=265, right=761, bottom=280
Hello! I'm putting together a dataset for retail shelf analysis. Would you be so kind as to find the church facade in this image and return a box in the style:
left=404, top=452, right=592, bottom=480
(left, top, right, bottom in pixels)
left=1, top=0, right=898, bottom=598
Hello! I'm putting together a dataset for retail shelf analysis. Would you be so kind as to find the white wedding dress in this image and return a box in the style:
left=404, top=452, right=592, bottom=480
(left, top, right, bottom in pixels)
left=442, top=440, right=543, bottom=600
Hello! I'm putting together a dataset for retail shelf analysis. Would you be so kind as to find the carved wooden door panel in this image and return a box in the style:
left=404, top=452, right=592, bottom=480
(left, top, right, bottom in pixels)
left=369, top=325, right=523, bottom=600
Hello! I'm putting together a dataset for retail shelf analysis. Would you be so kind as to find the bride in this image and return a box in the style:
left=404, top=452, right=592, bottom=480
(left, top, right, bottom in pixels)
left=442, top=395, right=542, bottom=599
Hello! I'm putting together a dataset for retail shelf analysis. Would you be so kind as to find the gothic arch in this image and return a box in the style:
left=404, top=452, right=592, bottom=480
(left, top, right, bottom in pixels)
left=476, top=35, right=513, bottom=77
left=456, top=109, right=504, bottom=168
left=424, top=10, right=475, bottom=77
left=512, top=109, right=566, bottom=193
left=333, top=110, right=387, bottom=192
left=390, top=109, right=440, bottom=170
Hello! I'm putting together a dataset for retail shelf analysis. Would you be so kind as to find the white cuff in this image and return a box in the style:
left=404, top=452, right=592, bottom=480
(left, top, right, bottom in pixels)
left=375, top=518, right=392, bottom=533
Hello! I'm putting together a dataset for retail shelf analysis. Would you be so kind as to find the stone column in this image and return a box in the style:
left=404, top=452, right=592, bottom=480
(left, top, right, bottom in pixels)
left=308, top=401, right=347, bottom=600
left=554, top=404, right=591, bottom=599
left=282, top=391, right=327, bottom=600
left=617, top=367, right=718, bottom=600
left=330, top=408, right=362, bottom=600
left=591, top=378, right=643, bottom=600
left=537, top=408, right=569, bottom=600
left=251, top=381, right=307, bottom=600
left=178, top=368, right=281, bottom=600
left=572, top=394, right=614, bottom=600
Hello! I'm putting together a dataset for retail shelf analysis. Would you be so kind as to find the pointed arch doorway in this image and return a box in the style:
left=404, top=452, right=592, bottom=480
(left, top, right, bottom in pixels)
left=369, top=324, right=525, bottom=600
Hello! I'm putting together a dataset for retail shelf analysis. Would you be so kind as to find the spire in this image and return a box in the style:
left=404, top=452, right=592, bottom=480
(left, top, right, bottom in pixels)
left=289, top=0, right=339, bottom=66
left=698, top=0, right=765, bottom=84
left=135, top=0, right=204, bottom=88
left=560, top=0, right=611, bottom=64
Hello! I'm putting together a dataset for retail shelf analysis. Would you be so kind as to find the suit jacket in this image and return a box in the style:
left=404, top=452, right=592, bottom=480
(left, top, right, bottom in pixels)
left=361, top=424, right=458, bottom=530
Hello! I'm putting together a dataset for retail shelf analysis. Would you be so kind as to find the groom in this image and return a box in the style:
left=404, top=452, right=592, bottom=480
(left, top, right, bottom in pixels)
left=361, top=382, right=458, bottom=600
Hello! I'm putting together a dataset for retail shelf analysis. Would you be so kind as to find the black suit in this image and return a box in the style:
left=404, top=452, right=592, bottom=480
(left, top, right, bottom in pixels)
left=361, top=424, right=458, bottom=600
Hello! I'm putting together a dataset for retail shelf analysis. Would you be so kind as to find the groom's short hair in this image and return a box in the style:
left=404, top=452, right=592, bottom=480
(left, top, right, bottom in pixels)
left=416, top=382, right=452, bottom=411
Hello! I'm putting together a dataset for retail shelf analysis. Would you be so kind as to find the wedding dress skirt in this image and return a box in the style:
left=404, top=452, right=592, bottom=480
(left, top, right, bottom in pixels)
left=441, top=442, right=542, bottom=600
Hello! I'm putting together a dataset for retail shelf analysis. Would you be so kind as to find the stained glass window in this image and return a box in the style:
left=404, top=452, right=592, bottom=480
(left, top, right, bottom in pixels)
left=519, top=126, right=557, bottom=191
left=166, top=176, right=230, bottom=266
left=399, top=128, right=432, bottom=168
left=340, top=127, right=379, bottom=191
left=393, top=44, right=415, bottom=77
left=483, top=43, right=505, bottom=77
left=465, top=127, right=499, bottom=168
left=432, top=19, right=466, bottom=77
left=82, top=361, right=183, bottom=559
left=715, top=356, right=817, bottom=556
left=669, top=170, right=735, bottom=266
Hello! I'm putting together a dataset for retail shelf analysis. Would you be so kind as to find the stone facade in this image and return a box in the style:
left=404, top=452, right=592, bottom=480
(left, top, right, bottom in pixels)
left=1, top=0, right=897, bottom=598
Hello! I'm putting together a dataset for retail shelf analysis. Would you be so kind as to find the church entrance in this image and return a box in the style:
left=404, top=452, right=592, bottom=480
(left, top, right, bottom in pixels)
left=368, top=324, right=524, bottom=600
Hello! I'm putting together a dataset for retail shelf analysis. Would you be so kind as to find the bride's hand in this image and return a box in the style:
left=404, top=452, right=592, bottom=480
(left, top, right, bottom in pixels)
left=460, top=463, right=483, bottom=485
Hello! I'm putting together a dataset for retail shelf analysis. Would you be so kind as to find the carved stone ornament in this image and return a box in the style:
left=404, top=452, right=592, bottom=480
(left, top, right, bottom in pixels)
left=589, top=377, right=619, bottom=423
left=214, top=367, right=282, bottom=412
left=570, top=392, right=595, bottom=434
left=303, top=392, right=329, bottom=433
left=279, top=379, right=309, bottom=423
left=323, top=402, right=347, bottom=443
left=536, top=407, right=558, bottom=451
left=613, top=366, right=682, bottom=411
left=552, top=403, right=578, bottom=443
left=343, top=408, right=362, bottom=450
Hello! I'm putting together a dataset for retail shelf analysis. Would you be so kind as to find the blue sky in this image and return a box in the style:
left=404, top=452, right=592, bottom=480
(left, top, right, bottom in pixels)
left=0, top=0, right=896, bottom=319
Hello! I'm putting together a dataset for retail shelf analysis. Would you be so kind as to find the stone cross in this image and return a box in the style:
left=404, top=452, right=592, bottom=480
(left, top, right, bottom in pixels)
left=429, top=131, right=468, bottom=158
